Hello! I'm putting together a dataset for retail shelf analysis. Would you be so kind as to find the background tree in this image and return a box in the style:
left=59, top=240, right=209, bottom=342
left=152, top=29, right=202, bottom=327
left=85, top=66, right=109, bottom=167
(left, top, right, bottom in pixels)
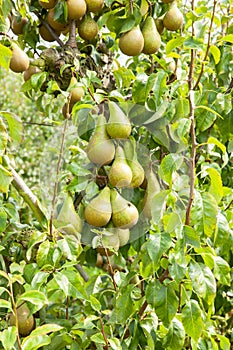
left=0, top=0, right=232, bottom=349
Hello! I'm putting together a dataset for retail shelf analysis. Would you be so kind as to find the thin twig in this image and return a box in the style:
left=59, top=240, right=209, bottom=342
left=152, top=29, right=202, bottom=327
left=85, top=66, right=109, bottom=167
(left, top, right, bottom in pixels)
left=35, top=12, right=65, bottom=47
left=75, top=264, right=89, bottom=282
left=0, top=31, right=11, bottom=39
left=49, top=97, right=71, bottom=237
left=23, top=122, right=55, bottom=127
left=66, top=20, right=77, bottom=48
left=193, top=0, right=217, bottom=90
left=99, top=316, right=109, bottom=350
left=99, top=236, right=117, bottom=291
left=129, top=0, right=133, bottom=14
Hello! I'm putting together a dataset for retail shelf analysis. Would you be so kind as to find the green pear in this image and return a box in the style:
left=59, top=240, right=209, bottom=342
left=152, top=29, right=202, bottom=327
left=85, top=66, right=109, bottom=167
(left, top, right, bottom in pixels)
left=142, top=169, right=160, bottom=219
left=119, top=26, right=144, bottom=56
left=111, top=189, right=139, bottom=229
left=85, top=187, right=112, bottom=227
left=11, top=15, right=27, bottom=35
left=142, top=16, right=161, bottom=54
left=10, top=42, right=30, bottom=73
left=155, top=16, right=165, bottom=35
left=54, top=194, right=83, bottom=236
left=23, top=65, right=41, bottom=81
left=163, top=2, right=184, bottom=31
left=109, top=145, right=132, bottom=188
left=9, top=304, right=35, bottom=336
left=67, top=0, right=87, bottom=20
left=69, top=76, right=85, bottom=104
left=105, top=221, right=130, bottom=246
left=86, top=115, right=115, bottom=165
left=124, top=139, right=145, bottom=188
left=78, top=15, right=99, bottom=41
left=107, top=101, right=131, bottom=139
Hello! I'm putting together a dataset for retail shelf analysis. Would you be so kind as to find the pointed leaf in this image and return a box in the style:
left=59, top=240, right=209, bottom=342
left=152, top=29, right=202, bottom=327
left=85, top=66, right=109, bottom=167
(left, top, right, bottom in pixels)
left=30, top=324, right=64, bottom=337
left=163, top=318, right=185, bottom=350
left=181, top=300, right=203, bottom=342
left=207, top=168, right=223, bottom=204
left=22, top=335, right=51, bottom=350
left=0, top=327, right=17, bottom=350
left=18, top=290, right=48, bottom=308
left=0, top=118, right=7, bottom=156
left=0, top=43, right=12, bottom=70
left=0, top=165, right=13, bottom=193
left=0, top=112, right=23, bottom=147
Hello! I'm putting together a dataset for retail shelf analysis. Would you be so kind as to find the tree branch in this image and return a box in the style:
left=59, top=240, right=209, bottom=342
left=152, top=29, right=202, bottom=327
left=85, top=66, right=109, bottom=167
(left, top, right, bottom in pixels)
left=38, top=17, right=65, bottom=47
left=5, top=158, right=48, bottom=229
left=193, top=0, right=217, bottom=90
left=66, top=20, right=77, bottom=48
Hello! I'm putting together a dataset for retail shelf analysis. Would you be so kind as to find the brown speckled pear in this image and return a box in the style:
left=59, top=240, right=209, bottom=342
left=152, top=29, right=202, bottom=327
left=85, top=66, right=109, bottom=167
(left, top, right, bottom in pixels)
left=85, top=0, right=104, bottom=13
left=67, top=0, right=87, bottom=20
left=111, top=189, right=139, bottom=229
left=9, top=304, right=35, bottom=336
left=109, top=145, right=132, bottom=188
left=78, top=15, right=99, bottom=41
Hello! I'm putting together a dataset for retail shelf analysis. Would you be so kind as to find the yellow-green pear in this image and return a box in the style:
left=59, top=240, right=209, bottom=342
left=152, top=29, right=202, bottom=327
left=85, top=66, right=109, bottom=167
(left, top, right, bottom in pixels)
left=155, top=16, right=165, bottom=35
left=105, top=221, right=130, bottom=246
left=54, top=194, right=83, bottom=236
left=111, top=189, right=139, bottom=229
left=142, top=169, right=160, bottom=219
left=47, top=9, right=68, bottom=31
left=142, top=16, right=161, bottom=54
left=107, top=101, right=131, bottom=139
left=10, top=43, right=30, bottom=73
left=85, top=187, right=112, bottom=227
left=67, top=0, right=87, bottom=20
left=85, top=0, right=104, bottom=13
left=109, top=145, right=132, bottom=188
left=163, top=2, right=184, bottom=31
left=11, top=15, right=27, bottom=35
left=78, top=15, right=99, bottom=41
left=69, top=76, right=85, bottom=104
left=124, top=139, right=145, bottom=188
left=119, top=26, right=144, bottom=56
left=86, top=115, right=115, bottom=165
left=39, top=24, right=61, bottom=42
left=9, top=304, right=35, bottom=336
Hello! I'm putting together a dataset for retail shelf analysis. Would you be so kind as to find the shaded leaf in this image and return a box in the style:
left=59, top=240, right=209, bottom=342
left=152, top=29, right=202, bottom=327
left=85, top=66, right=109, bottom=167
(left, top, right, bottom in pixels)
left=181, top=300, right=203, bottom=342
left=163, top=318, right=185, bottom=350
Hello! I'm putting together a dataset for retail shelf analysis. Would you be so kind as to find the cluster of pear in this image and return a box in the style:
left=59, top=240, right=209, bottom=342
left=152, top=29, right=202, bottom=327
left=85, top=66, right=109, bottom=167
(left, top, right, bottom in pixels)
left=38, top=0, right=102, bottom=43
left=82, top=102, right=161, bottom=254
left=119, top=0, right=184, bottom=57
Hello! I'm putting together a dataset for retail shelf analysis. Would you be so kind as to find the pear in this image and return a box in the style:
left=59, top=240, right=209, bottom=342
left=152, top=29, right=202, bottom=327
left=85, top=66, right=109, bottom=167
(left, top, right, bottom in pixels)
left=39, top=24, right=61, bottom=42
left=9, top=304, right=35, bottom=337
left=54, top=194, right=83, bottom=236
left=142, top=16, right=161, bottom=55
left=163, top=2, right=184, bottom=31
left=111, top=189, right=139, bottom=229
left=11, top=15, right=27, bottom=35
left=116, top=227, right=130, bottom=246
left=124, top=139, right=145, bottom=188
left=10, top=43, right=30, bottom=73
left=86, top=115, right=115, bottom=165
left=155, top=16, right=165, bottom=35
left=67, top=0, right=87, bottom=20
left=23, top=65, right=41, bottom=81
left=69, top=76, right=85, bottom=104
left=142, top=169, right=160, bottom=219
left=109, top=145, right=132, bottom=188
left=78, top=15, right=99, bottom=41
left=85, top=0, right=104, bottom=13
left=162, top=0, right=174, bottom=3
left=85, top=187, right=112, bottom=227
left=39, top=0, right=57, bottom=8
left=95, top=228, right=120, bottom=256
left=47, top=9, right=68, bottom=31
left=107, top=101, right=131, bottom=139
left=119, top=26, right=144, bottom=56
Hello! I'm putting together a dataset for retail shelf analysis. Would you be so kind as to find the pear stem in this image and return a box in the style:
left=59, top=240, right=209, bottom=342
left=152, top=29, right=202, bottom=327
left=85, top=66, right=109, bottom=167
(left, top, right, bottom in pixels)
left=129, top=0, right=133, bottom=14
left=66, top=19, right=77, bottom=49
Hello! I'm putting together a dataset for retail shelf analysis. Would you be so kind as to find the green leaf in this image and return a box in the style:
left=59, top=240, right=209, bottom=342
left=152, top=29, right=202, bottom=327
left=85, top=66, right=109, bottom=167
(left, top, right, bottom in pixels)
left=0, top=43, right=12, bottom=70
left=143, top=101, right=169, bottom=125
left=159, top=154, right=184, bottom=186
left=166, top=37, right=185, bottom=54
left=22, top=335, right=51, bottom=350
left=184, top=37, right=204, bottom=49
left=26, top=231, right=47, bottom=261
left=36, top=240, right=51, bottom=268
left=213, top=256, right=230, bottom=286
left=188, top=262, right=216, bottom=304
left=209, top=45, right=221, bottom=64
left=195, top=105, right=223, bottom=119
left=0, top=210, right=7, bottom=233
left=163, top=318, right=185, bottom=350
left=0, top=299, right=12, bottom=310
left=218, top=334, right=231, bottom=350
left=207, top=168, right=223, bottom=204
left=151, top=190, right=170, bottom=224
left=0, top=165, right=13, bottom=193
left=108, top=338, right=122, bottom=350
left=181, top=300, right=203, bottom=342
left=201, top=192, right=218, bottom=237
left=0, top=111, right=23, bottom=147
left=145, top=233, right=172, bottom=268
left=54, top=272, right=70, bottom=297
left=219, top=34, right=233, bottom=43
left=89, top=295, right=101, bottom=312
left=132, top=73, right=157, bottom=104
left=146, top=280, right=179, bottom=326
left=30, top=324, right=64, bottom=337
left=183, top=226, right=200, bottom=248
left=90, top=332, right=106, bottom=345
left=18, top=290, right=48, bottom=309
left=0, top=327, right=17, bottom=350
left=115, top=285, right=134, bottom=323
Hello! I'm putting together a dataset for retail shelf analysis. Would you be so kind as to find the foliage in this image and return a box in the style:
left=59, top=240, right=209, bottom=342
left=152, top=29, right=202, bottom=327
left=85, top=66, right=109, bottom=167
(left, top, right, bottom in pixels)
left=0, top=0, right=233, bottom=349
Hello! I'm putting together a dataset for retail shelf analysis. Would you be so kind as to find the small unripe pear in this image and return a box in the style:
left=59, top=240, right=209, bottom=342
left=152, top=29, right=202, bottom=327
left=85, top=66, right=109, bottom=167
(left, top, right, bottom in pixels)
left=39, top=0, right=57, bottom=8
left=69, top=77, right=85, bottom=104
left=9, top=304, right=35, bottom=337
left=78, top=16, right=99, bottom=41
left=85, top=187, right=112, bottom=227
left=47, top=9, right=68, bottom=31
left=39, top=25, right=61, bottom=42
left=108, top=145, right=132, bottom=188
left=11, top=16, right=27, bottom=35
left=23, top=66, right=41, bottom=81
left=163, top=2, right=184, bottom=31
left=119, top=26, right=144, bottom=56
left=10, top=43, right=30, bottom=73
left=142, top=16, right=161, bottom=55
